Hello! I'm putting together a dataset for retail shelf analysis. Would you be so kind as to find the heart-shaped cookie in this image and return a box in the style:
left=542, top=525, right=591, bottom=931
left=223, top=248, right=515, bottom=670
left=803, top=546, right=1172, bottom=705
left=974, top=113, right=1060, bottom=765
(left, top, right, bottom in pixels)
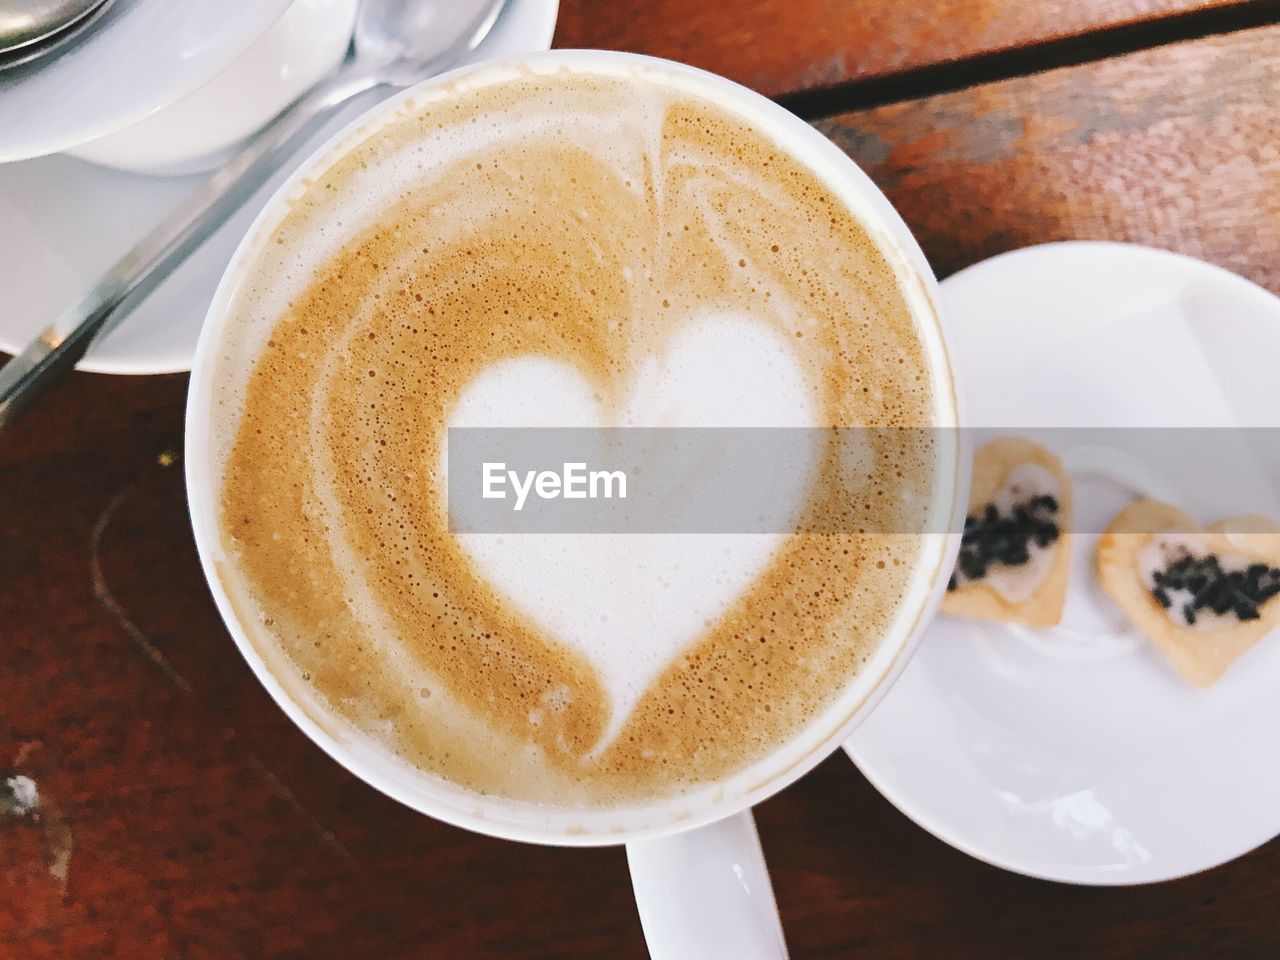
left=1097, top=499, right=1280, bottom=686
left=942, top=437, right=1072, bottom=627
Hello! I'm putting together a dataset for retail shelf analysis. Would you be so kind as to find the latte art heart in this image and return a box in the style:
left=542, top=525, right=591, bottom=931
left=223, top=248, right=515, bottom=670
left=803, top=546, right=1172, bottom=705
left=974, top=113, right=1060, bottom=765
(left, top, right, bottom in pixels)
left=212, top=67, right=942, bottom=808
left=448, top=314, right=819, bottom=752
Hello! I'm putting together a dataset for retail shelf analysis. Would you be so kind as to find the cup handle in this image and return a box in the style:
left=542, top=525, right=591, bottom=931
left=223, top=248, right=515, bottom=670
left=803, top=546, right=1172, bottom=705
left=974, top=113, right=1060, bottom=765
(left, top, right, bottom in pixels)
left=626, top=809, right=789, bottom=959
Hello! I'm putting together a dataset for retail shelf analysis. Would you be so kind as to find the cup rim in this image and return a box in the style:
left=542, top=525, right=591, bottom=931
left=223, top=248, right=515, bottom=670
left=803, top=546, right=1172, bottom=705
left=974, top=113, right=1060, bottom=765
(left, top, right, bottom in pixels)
left=185, top=48, right=967, bottom=847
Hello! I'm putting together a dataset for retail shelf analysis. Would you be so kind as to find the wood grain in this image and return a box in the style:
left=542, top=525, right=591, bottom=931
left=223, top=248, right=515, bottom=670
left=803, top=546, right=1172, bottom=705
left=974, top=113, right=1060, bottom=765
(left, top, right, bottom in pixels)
left=0, top=372, right=643, bottom=959
left=814, top=24, right=1280, bottom=292
left=4, top=14, right=1280, bottom=960
left=555, top=0, right=1248, bottom=97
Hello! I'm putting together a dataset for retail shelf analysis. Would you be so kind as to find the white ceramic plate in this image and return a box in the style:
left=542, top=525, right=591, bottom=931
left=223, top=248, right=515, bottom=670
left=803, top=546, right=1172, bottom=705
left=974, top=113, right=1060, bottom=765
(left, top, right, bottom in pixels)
left=0, top=0, right=292, bottom=161
left=846, top=241, right=1280, bottom=885
left=0, top=0, right=559, bottom=373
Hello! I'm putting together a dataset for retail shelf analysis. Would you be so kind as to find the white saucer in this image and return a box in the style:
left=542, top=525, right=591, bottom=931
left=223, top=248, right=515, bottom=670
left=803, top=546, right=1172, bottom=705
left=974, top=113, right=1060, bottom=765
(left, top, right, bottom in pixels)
left=0, top=0, right=292, bottom=161
left=0, top=0, right=559, bottom=374
left=846, top=241, right=1280, bottom=885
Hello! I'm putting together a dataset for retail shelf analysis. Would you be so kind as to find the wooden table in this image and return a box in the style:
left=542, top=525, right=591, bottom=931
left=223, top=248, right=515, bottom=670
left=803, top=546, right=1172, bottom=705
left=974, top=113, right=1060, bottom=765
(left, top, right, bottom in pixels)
left=5, top=2, right=1280, bottom=956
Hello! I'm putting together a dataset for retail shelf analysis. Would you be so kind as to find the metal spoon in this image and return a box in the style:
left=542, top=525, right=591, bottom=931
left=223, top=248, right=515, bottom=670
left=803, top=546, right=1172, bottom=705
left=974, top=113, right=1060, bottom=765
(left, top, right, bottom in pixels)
left=0, top=0, right=508, bottom=430
left=0, top=0, right=115, bottom=73
left=0, top=0, right=103, bottom=53
left=0, top=0, right=114, bottom=73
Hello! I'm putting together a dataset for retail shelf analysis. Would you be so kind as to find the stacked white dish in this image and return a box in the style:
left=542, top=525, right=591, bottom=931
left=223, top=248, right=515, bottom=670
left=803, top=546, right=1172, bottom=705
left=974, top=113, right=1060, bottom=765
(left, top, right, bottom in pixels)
left=0, top=0, right=559, bottom=370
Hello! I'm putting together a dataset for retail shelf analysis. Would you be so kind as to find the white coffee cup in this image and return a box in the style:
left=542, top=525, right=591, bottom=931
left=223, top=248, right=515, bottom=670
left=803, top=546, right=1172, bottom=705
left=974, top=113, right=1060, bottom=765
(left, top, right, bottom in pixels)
left=185, top=50, right=965, bottom=958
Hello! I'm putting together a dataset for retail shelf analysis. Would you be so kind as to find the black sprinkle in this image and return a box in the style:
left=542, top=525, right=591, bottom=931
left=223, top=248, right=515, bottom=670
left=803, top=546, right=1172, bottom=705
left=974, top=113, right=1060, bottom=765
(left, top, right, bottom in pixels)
left=947, top=490, right=1060, bottom=590
left=1149, top=552, right=1280, bottom=625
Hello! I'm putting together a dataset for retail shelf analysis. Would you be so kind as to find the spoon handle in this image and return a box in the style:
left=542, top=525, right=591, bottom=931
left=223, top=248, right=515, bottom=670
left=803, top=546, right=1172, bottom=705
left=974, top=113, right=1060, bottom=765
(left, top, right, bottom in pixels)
left=0, top=66, right=381, bottom=431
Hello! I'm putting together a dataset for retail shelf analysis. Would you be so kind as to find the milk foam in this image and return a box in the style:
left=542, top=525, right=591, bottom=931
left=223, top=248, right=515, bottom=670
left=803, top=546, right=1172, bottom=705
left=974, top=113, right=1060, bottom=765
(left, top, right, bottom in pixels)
left=211, top=66, right=939, bottom=808
left=449, top=314, right=818, bottom=752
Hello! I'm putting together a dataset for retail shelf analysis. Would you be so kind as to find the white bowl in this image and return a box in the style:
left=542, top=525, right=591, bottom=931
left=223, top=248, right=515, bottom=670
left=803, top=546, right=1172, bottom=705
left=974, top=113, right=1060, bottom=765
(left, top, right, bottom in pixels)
left=0, top=0, right=292, bottom=162
left=66, top=0, right=358, bottom=174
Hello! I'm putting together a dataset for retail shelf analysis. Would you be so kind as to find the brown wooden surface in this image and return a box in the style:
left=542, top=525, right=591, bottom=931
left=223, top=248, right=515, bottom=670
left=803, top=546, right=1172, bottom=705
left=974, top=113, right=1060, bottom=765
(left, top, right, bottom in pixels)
left=554, top=0, right=1247, bottom=97
left=5, top=3, right=1280, bottom=958
left=815, top=23, right=1280, bottom=292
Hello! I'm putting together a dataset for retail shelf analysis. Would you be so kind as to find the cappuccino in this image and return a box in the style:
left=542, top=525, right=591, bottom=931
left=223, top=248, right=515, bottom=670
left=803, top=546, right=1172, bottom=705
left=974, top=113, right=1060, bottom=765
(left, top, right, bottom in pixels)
left=209, top=64, right=943, bottom=809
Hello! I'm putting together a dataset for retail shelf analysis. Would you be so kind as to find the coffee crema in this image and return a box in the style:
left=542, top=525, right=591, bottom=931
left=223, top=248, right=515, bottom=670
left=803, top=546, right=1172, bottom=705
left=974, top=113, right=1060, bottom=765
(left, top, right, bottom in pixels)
left=211, top=66, right=941, bottom=808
